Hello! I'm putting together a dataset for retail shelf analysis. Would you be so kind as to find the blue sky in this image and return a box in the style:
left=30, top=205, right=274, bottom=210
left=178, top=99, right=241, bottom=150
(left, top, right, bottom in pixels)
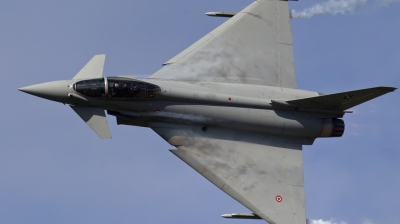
left=1, top=0, right=399, bottom=223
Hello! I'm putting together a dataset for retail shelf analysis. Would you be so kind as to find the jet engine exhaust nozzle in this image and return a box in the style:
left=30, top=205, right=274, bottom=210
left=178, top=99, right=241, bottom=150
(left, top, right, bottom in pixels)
left=320, top=118, right=345, bottom=137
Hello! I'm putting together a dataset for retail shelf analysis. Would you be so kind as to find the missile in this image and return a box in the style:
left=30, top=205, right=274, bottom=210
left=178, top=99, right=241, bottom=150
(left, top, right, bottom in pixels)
left=205, top=12, right=237, bottom=17
left=221, top=213, right=262, bottom=219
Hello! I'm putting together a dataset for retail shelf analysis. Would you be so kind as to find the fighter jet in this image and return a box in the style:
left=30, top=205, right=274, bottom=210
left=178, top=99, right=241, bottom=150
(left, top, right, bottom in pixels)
left=19, top=0, right=396, bottom=223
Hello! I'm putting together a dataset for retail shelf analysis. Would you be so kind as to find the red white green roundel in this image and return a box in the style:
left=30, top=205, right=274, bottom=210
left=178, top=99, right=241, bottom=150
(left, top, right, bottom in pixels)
left=276, top=195, right=283, bottom=202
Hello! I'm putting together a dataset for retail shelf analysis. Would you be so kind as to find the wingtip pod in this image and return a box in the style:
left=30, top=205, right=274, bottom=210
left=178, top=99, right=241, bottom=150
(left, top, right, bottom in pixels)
left=221, top=213, right=262, bottom=219
left=205, top=12, right=237, bottom=17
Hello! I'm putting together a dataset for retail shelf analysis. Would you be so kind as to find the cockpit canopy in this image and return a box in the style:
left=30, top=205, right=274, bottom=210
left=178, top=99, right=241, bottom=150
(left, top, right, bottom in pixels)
left=73, top=77, right=161, bottom=99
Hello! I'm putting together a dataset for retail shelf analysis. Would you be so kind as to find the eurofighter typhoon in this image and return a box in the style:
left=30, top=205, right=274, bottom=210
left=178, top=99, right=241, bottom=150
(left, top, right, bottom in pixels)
left=19, top=0, right=396, bottom=223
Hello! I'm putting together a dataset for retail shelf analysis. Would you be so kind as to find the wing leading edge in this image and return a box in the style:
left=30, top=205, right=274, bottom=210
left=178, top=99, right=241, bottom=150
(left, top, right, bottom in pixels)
left=150, top=0, right=297, bottom=88
left=152, top=126, right=306, bottom=224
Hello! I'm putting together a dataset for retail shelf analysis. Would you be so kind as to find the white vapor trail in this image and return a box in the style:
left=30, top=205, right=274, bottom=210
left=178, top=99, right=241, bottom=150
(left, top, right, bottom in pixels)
left=291, top=0, right=400, bottom=18
left=308, top=220, right=348, bottom=224
left=308, top=219, right=377, bottom=224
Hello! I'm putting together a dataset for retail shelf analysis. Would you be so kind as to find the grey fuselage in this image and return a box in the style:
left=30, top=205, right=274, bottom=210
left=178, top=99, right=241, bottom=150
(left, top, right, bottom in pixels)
left=22, top=77, right=341, bottom=145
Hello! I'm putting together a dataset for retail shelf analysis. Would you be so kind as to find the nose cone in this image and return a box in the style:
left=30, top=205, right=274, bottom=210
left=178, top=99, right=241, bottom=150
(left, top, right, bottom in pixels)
left=19, top=80, right=73, bottom=103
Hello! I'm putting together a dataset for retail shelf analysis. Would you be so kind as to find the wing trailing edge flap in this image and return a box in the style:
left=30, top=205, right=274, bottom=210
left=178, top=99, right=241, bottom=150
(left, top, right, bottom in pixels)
left=70, top=106, right=112, bottom=139
left=72, top=54, right=106, bottom=80
left=150, top=0, right=297, bottom=88
left=281, top=86, right=396, bottom=112
left=169, top=137, right=306, bottom=224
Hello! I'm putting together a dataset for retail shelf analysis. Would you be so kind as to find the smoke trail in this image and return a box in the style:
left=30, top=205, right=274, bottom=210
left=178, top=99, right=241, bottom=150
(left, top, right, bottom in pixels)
left=307, top=219, right=377, bottom=224
left=308, top=220, right=348, bottom=224
left=291, top=0, right=400, bottom=18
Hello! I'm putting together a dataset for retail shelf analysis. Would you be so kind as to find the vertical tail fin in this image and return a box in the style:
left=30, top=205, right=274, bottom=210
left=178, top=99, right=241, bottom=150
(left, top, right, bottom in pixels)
left=287, top=87, right=396, bottom=112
